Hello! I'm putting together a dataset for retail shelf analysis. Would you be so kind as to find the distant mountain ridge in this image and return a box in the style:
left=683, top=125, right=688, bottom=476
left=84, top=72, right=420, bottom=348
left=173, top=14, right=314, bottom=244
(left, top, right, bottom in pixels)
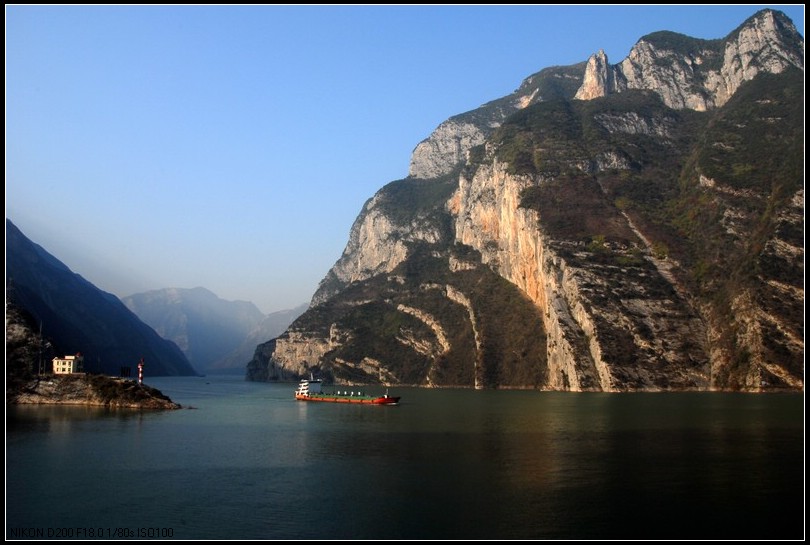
left=123, top=288, right=305, bottom=375
left=209, top=303, right=308, bottom=373
left=5, top=219, right=199, bottom=377
left=248, top=9, right=804, bottom=392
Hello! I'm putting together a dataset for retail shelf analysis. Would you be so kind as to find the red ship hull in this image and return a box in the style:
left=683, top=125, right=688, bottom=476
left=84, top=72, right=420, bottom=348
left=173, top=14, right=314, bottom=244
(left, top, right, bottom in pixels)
left=295, top=378, right=400, bottom=405
left=295, top=393, right=400, bottom=405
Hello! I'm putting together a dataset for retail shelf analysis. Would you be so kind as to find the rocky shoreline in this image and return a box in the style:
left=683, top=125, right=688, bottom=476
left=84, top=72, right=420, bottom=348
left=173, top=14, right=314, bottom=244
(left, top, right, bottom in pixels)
left=8, top=374, right=182, bottom=410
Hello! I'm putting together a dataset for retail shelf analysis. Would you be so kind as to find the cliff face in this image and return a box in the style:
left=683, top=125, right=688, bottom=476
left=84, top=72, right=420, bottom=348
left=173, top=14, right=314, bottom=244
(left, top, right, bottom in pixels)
left=248, top=9, right=804, bottom=392
left=408, top=63, right=587, bottom=180
left=575, top=9, right=804, bottom=111
left=449, top=160, right=709, bottom=391
left=310, top=190, right=447, bottom=306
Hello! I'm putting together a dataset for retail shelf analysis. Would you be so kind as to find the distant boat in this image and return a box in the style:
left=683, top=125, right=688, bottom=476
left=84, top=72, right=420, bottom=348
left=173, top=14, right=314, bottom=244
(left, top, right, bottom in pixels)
left=294, top=377, right=400, bottom=405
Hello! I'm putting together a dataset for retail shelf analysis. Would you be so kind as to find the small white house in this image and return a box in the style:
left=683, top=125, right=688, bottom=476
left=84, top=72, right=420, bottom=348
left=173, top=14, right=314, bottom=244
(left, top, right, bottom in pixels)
left=52, top=353, right=84, bottom=374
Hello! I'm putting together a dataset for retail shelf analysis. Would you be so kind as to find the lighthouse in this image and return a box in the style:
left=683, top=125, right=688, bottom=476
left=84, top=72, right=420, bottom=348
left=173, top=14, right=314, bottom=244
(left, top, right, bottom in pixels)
left=138, top=358, right=144, bottom=385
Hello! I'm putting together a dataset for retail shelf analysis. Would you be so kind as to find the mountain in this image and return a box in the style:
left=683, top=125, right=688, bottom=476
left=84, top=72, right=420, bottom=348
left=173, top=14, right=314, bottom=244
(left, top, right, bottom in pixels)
left=5, top=219, right=199, bottom=377
left=247, top=9, right=804, bottom=392
left=208, top=303, right=308, bottom=374
left=5, top=297, right=56, bottom=391
left=123, top=288, right=305, bottom=375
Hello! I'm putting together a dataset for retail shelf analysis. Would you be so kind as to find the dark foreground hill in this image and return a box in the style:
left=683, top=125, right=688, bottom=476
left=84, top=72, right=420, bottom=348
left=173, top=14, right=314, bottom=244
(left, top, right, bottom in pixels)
left=6, top=219, right=199, bottom=378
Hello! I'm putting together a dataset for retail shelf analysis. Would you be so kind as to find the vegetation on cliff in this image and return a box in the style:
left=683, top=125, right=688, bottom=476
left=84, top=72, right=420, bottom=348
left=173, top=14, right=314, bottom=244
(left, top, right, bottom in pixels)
left=491, top=67, right=803, bottom=389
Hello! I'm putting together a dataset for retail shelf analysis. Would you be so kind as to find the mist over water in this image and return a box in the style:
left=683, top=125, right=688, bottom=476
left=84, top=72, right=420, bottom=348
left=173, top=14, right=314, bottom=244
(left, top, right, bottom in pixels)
left=6, top=376, right=804, bottom=540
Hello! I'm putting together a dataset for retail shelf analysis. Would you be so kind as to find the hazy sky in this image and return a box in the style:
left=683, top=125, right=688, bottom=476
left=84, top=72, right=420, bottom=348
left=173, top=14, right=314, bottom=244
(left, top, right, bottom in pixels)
left=6, top=5, right=804, bottom=314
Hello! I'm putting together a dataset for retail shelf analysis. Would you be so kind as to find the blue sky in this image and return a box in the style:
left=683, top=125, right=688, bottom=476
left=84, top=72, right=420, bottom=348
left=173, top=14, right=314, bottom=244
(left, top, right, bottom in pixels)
left=6, top=5, right=804, bottom=314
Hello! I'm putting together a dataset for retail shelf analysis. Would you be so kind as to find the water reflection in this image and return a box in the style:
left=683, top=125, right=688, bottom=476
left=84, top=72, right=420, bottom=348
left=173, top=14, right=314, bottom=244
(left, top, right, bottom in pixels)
left=6, top=404, right=155, bottom=440
left=6, top=380, right=804, bottom=540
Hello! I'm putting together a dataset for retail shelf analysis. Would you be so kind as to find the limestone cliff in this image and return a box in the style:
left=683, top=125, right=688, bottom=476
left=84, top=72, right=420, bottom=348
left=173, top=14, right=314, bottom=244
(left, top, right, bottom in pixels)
left=450, top=156, right=710, bottom=391
left=409, top=120, right=489, bottom=180
left=310, top=189, right=447, bottom=306
left=248, top=9, right=803, bottom=392
left=409, top=64, right=586, bottom=179
left=574, top=9, right=804, bottom=110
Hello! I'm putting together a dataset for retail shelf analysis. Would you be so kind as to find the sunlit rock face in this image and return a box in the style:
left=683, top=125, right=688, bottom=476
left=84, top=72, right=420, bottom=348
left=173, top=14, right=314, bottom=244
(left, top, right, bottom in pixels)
left=575, top=9, right=804, bottom=110
left=408, top=64, right=587, bottom=180
left=450, top=161, right=710, bottom=392
left=250, top=10, right=803, bottom=392
left=409, top=120, right=488, bottom=180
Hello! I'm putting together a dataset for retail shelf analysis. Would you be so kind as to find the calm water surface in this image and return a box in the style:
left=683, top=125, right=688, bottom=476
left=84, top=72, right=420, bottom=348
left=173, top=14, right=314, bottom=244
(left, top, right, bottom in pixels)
left=6, top=376, right=804, bottom=540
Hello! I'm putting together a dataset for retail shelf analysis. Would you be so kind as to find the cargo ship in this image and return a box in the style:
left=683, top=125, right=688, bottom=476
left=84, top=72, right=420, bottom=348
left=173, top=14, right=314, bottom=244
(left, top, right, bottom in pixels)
left=294, top=377, right=400, bottom=405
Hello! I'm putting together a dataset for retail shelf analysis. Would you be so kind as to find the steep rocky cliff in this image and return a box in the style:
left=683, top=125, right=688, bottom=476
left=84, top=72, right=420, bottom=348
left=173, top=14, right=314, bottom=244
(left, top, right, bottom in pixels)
left=408, top=63, right=586, bottom=180
left=574, top=9, right=804, bottom=110
left=248, top=9, right=804, bottom=392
